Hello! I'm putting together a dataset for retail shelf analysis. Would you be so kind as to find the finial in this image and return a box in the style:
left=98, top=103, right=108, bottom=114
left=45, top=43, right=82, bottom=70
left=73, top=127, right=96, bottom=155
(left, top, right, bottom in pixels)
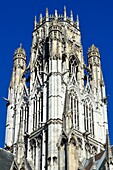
left=46, top=8, right=49, bottom=21
left=64, top=6, right=66, bottom=21
left=34, top=15, right=37, bottom=29
left=92, top=156, right=96, bottom=170
left=88, top=44, right=100, bottom=54
left=16, top=120, right=25, bottom=164
left=18, top=121, right=24, bottom=144
left=76, top=14, right=79, bottom=29
left=40, top=13, right=42, bottom=24
left=20, top=43, right=22, bottom=48
left=106, top=129, right=112, bottom=165
left=55, top=10, right=58, bottom=19
left=70, top=10, right=73, bottom=22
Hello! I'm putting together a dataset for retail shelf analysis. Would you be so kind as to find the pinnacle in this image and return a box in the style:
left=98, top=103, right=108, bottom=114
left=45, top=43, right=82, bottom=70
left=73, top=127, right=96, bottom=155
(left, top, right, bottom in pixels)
left=20, top=43, right=22, bottom=48
left=88, top=44, right=99, bottom=54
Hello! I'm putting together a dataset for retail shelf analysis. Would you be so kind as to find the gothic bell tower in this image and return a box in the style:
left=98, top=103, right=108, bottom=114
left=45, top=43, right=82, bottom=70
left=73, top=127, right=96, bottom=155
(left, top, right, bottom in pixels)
left=5, top=7, right=109, bottom=170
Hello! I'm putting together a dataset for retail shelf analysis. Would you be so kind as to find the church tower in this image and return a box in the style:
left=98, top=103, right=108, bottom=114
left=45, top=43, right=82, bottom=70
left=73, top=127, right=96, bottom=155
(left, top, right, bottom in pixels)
left=5, top=7, right=108, bottom=170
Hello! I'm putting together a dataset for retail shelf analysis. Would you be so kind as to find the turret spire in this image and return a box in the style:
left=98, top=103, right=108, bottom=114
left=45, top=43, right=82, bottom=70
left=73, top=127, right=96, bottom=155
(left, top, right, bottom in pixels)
left=40, top=13, right=42, bottom=24
left=20, top=43, right=22, bottom=48
left=10, top=118, right=32, bottom=170
left=106, top=129, right=112, bottom=166
left=92, top=156, right=96, bottom=170
left=16, top=120, right=25, bottom=165
left=64, top=6, right=66, bottom=21
left=34, top=15, right=37, bottom=29
left=55, top=9, right=58, bottom=19
left=76, top=14, right=79, bottom=29
left=46, top=8, right=49, bottom=21
left=70, top=10, right=73, bottom=22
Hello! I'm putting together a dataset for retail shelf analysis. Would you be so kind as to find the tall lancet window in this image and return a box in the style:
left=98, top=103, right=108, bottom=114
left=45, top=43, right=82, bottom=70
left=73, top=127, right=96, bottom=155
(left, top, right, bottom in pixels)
left=70, top=92, right=79, bottom=129
left=84, top=99, right=94, bottom=137
left=24, top=105, right=29, bottom=133
left=35, top=67, right=37, bottom=78
left=69, top=55, right=78, bottom=79
left=62, top=54, right=67, bottom=73
left=59, top=138, right=67, bottom=170
left=33, top=95, right=38, bottom=130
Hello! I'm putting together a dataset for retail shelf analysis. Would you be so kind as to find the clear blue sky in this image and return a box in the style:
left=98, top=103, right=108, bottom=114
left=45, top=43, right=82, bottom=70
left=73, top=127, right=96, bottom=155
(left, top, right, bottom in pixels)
left=0, top=0, right=113, bottom=147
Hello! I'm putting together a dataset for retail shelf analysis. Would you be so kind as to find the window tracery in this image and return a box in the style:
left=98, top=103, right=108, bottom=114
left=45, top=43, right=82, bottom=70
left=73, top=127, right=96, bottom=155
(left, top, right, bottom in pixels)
left=59, top=137, right=67, bottom=170
left=70, top=92, right=79, bottom=129
left=69, top=55, right=78, bottom=79
left=24, top=105, right=29, bottom=133
left=62, top=54, right=66, bottom=73
left=84, top=99, right=94, bottom=137
left=33, top=97, right=37, bottom=130
left=32, top=92, right=43, bottom=130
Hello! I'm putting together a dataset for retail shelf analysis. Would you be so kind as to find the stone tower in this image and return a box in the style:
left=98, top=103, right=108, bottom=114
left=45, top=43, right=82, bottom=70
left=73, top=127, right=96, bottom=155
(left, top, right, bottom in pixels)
left=5, top=44, right=27, bottom=151
left=5, top=7, right=108, bottom=170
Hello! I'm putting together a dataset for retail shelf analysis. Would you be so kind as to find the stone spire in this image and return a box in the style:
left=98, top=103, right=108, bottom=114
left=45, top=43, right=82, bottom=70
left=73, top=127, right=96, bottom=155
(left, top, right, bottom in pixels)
left=64, top=6, right=66, bottom=21
left=40, top=13, right=42, bottom=24
left=10, top=44, right=26, bottom=88
left=34, top=15, right=37, bottom=29
left=106, top=130, right=112, bottom=167
left=16, top=120, right=25, bottom=165
left=76, top=15, right=79, bottom=29
left=10, top=120, right=32, bottom=170
left=92, top=156, right=96, bottom=170
left=55, top=9, right=58, bottom=19
left=46, top=8, right=49, bottom=21
left=70, top=10, right=73, bottom=22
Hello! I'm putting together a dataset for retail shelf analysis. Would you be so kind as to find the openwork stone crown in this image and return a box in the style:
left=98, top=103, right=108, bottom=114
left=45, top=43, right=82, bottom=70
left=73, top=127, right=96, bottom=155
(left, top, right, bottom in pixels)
left=88, top=44, right=99, bottom=54
left=14, top=43, right=26, bottom=56
left=87, top=44, right=100, bottom=58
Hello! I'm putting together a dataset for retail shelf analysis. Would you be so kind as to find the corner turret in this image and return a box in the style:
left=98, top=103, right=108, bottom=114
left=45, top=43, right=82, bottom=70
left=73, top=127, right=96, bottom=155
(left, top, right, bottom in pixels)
left=87, top=44, right=101, bottom=95
left=5, top=44, right=27, bottom=149
left=13, top=43, right=26, bottom=70
left=10, top=44, right=26, bottom=88
left=10, top=120, right=32, bottom=170
left=88, top=44, right=100, bottom=67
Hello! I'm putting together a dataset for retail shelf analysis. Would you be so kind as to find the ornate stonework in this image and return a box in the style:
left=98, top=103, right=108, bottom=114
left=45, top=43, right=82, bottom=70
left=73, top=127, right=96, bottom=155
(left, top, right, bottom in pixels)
left=4, top=7, right=111, bottom=170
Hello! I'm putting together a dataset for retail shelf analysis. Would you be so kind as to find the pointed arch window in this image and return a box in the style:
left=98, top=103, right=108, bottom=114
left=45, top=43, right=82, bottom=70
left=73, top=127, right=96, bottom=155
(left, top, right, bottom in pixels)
left=62, top=54, right=67, bottom=73
left=35, top=67, right=37, bottom=78
left=24, top=104, right=29, bottom=133
left=20, top=107, right=24, bottom=122
left=84, top=99, right=94, bottom=137
left=69, top=55, right=78, bottom=79
left=59, top=137, right=67, bottom=170
left=33, top=95, right=38, bottom=130
left=70, top=92, right=79, bottom=129
left=32, top=91, right=43, bottom=129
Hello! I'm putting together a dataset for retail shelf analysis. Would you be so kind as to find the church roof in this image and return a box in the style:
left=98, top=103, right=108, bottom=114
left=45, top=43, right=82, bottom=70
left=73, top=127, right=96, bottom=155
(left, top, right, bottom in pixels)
left=0, top=147, right=32, bottom=170
left=0, top=148, right=14, bottom=170
left=84, top=146, right=113, bottom=170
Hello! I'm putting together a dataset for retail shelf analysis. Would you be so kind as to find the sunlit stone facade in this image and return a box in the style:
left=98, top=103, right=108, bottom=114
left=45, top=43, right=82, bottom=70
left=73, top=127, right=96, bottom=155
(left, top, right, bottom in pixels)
left=5, top=7, right=111, bottom=170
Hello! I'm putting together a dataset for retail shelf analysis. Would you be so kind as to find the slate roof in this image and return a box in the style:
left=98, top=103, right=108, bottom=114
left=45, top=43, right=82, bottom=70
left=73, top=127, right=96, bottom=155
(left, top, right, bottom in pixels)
left=0, top=148, right=14, bottom=170
left=84, top=146, right=113, bottom=170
